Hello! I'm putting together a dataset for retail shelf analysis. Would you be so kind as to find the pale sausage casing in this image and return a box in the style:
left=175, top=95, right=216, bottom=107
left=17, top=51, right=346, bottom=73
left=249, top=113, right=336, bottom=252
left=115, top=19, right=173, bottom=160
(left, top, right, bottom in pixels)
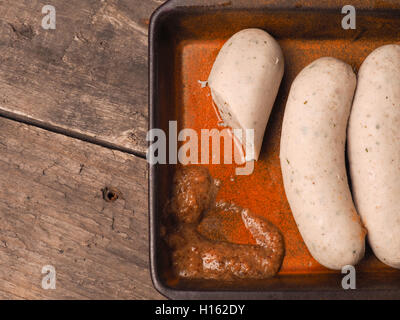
left=348, top=44, right=400, bottom=268
left=208, top=28, right=284, bottom=160
left=280, top=57, right=366, bottom=270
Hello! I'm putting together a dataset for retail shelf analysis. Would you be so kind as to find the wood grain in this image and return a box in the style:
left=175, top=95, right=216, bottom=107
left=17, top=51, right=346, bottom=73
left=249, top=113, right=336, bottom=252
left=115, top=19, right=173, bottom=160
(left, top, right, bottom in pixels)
left=0, top=116, right=163, bottom=299
left=0, top=0, right=164, bottom=156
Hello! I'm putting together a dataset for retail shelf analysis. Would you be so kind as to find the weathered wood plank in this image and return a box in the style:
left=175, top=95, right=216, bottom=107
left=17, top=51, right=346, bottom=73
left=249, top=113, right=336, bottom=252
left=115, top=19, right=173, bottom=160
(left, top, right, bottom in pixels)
left=0, top=116, right=163, bottom=299
left=0, top=0, right=164, bottom=156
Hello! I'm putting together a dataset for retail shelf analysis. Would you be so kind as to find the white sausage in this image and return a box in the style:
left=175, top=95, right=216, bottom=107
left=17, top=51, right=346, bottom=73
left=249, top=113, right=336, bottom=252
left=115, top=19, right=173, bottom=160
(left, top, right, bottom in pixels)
left=280, top=57, right=366, bottom=270
left=208, top=28, right=284, bottom=160
left=348, top=44, right=400, bottom=268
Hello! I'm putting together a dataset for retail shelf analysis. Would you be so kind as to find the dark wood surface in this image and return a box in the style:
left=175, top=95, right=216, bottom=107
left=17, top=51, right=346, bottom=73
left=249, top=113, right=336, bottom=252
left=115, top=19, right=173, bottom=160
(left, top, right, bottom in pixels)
left=0, top=0, right=166, bottom=299
left=0, top=0, right=165, bottom=156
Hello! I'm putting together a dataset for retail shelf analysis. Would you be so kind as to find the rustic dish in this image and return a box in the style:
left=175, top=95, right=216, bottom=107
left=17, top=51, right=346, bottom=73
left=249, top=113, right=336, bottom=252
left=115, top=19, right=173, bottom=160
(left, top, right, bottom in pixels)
left=149, top=0, right=400, bottom=299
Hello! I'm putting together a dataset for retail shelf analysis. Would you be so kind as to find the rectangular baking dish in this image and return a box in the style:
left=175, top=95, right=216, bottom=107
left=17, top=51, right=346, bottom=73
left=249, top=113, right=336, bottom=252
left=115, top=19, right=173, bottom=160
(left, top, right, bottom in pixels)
left=149, top=0, right=400, bottom=299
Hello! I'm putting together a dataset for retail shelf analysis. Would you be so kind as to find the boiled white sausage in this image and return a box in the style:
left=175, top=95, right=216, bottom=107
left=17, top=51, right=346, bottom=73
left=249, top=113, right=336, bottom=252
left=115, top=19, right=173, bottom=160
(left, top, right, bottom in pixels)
left=348, top=44, right=400, bottom=269
left=280, top=57, right=366, bottom=270
left=208, top=28, right=284, bottom=160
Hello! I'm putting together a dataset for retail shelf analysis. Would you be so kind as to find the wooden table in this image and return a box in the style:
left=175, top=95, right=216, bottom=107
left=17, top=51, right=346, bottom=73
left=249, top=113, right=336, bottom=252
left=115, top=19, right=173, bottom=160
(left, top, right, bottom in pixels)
left=0, top=0, right=166, bottom=299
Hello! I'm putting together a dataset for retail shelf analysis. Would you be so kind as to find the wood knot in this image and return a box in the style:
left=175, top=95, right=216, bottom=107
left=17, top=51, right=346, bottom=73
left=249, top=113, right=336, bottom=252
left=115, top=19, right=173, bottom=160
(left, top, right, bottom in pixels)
left=102, top=187, right=120, bottom=202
